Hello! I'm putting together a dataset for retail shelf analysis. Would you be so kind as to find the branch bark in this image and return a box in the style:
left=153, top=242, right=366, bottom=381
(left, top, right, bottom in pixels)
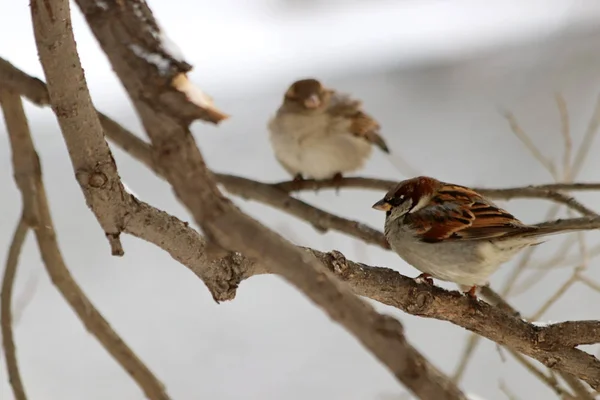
left=3, top=57, right=600, bottom=247
left=0, top=214, right=29, bottom=400
left=479, top=286, right=596, bottom=400
left=2, top=51, right=600, bottom=390
left=2, top=83, right=170, bottom=399
left=72, top=1, right=467, bottom=399
left=31, top=0, right=130, bottom=256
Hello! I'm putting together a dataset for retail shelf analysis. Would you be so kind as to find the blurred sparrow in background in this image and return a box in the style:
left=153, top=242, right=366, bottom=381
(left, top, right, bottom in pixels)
left=268, top=78, right=389, bottom=183
left=372, top=176, right=595, bottom=297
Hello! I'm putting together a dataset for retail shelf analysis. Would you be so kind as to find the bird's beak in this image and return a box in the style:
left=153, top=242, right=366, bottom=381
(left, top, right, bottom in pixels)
left=372, top=199, right=392, bottom=211
left=303, top=94, right=321, bottom=109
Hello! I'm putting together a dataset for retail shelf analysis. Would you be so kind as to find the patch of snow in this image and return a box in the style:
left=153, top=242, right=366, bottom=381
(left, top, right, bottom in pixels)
left=530, top=320, right=557, bottom=327
left=129, top=44, right=170, bottom=74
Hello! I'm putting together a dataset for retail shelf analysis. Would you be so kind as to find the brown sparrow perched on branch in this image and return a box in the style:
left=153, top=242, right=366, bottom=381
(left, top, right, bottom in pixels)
left=268, top=78, right=389, bottom=182
left=372, top=176, right=593, bottom=297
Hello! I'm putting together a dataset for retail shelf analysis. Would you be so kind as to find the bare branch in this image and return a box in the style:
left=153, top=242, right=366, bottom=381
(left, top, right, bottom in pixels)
left=503, top=110, right=558, bottom=179
left=217, top=174, right=389, bottom=248
left=555, top=93, right=572, bottom=181
left=451, top=333, right=479, bottom=383
left=277, top=179, right=600, bottom=217
left=119, top=199, right=600, bottom=387
left=0, top=58, right=49, bottom=106
left=0, top=60, right=389, bottom=250
left=541, top=321, right=600, bottom=348
left=559, top=372, right=595, bottom=400
left=0, top=214, right=29, bottom=400
left=2, top=84, right=169, bottom=399
left=31, top=0, right=130, bottom=256
left=72, top=2, right=469, bottom=398
left=571, top=94, right=600, bottom=177
left=508, top=349, right=574, bottom=399
left=3, top=59, right=600, bottom=238
left=499, top=380, right=521, bottom=400
left=530, top=270, right=579, bottom=321
left=478, top=286, right=595, bottom=399
left=4, top=49, right=600, bottom=391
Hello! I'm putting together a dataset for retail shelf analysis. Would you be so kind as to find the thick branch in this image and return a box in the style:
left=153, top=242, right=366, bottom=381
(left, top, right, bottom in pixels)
left=3, top=17, right=600, bottom=396
left=4, top=73, right=598, bottom=388
left=31, top=0, right=130, bottom=255
left=541, top=321, right=600, bottom=348
left=119, top=196, right=600, bottom=375
left=3, top=58, right=600, bottom=247
left=0, top=58, right=388, bottom=249
left=73, top=1, right=465, bottom=398
left=2, top=85, right=169, bottom=399
left=481, top=286, right=595, bottom=400
left=2, top=55, right=599, bottom=220
left=276, top=250, right=600, bottom=389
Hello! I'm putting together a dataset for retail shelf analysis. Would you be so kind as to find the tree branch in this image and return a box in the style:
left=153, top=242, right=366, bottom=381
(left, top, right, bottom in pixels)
left=274, top=179, right=599, bottom=217
left=0, top=214, right=29, bottom=400
left=541, top=321, right=600, bottom=348
left=2, top=84, right=170, bottom=399
left=3, top=57, right=600, bottom=247
left=3, top=8, right=600, bottom=396
left=217, top=174, right=389, bottom=248
left=30, top=0, right=131, bottom=256
left=480, top=286, right=595, bottom=400
left=4, top=45, right=600, bottom=387
left=73, top=1, right=467, bottom=398
left=0, top=57, right=389, bottom=249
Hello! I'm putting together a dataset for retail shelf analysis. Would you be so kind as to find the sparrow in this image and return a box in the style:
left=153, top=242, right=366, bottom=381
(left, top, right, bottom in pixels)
left=372, top=176, right=594, bottom=297
left=268, top=78, right=389, bottom=182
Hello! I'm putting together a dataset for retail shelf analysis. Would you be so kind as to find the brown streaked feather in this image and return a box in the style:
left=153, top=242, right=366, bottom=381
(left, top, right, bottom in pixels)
left=405, top=183, right=538, bottom=243
left=327, top=93, right=390, bottom=153
left=349, top=111, right=389, bottom=153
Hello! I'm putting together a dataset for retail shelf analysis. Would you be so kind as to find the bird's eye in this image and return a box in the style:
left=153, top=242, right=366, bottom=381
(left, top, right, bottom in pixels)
left=388, top=195, right=405, bottom=207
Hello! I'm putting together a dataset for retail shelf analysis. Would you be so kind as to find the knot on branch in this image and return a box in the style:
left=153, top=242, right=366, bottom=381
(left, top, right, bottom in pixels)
left=327, top=250, right=350, bottom=278
left=89, top=172, right=108, bottom=188
left=206, top=251, right=247, bottom=303
left=405, top=285, right=435, bottom=315
left=75, top=163, right=117, bottom=192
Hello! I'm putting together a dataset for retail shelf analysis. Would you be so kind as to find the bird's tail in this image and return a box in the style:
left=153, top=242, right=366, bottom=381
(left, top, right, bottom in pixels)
left=520, top=217, right=600, bottom=238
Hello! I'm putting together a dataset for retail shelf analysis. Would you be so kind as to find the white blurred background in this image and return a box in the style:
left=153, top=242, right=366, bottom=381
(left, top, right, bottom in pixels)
left=2, top=0, right=600, bottom=399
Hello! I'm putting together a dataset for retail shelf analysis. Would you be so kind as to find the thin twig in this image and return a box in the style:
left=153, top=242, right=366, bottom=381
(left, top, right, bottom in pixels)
left=3, top=46, right=600, bottom=398
left=529, top=211, right=591, bottom=321
left=571, top=94, right=600, bottom=177
left=530, top=270, right=579, bottom=321
left=2, top=58, right=600, bottom=222
left=0, top=215, right=30, bottom=400
left=451, top=333, right=479, bottom=383
left=503, top=110, right=558, bottom=179
left=479, top=287, right=589, bottom=399
left=555, top=93, right=572, bottom=181
left=2, top=83, right=170, bottom=399
left=560, top=372, right=595, bottom=400
left=499, top=379, right=521, bottom=400
left=578, top=275, right=600, bottom=293
left=31, top=0, right=130, bottom=256
left=508, top=349, right=573, bottom=399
